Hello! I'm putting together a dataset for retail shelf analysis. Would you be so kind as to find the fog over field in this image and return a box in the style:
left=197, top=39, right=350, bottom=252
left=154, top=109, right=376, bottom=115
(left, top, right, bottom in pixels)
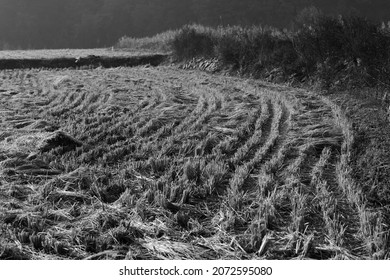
left=0, top=0, right=389, bottom=49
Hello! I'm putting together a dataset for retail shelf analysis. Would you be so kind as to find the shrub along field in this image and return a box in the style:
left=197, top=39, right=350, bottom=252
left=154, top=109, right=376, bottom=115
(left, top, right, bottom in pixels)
left=0, top=63, right=388, bottom=259
left=120, top=10, right=390, bottom=94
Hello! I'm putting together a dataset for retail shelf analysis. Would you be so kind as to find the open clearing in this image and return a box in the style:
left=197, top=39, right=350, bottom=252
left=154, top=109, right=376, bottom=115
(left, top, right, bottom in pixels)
left=0, top=64, right=388, bottom=260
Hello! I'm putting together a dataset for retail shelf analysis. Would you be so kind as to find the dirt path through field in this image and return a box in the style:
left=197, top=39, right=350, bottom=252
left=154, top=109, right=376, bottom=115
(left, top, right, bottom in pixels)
left=0, top=66, right=383, bottom=259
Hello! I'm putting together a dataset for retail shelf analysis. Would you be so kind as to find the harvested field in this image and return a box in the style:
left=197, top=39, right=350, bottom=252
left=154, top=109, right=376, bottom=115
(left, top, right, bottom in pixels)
left=0, top=51, right=168, bottom=70
left=0, top=64, right=388, bottom=260
left=0, top=49, right=164, bottom=60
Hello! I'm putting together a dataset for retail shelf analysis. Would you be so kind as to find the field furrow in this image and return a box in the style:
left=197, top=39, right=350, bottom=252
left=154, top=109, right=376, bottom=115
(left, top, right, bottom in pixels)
left=0, top=65, right=385, bottom=260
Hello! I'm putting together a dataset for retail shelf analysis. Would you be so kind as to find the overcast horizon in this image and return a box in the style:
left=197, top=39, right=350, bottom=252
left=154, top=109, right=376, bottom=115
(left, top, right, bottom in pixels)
left=0, top=0, right=389, bottom=50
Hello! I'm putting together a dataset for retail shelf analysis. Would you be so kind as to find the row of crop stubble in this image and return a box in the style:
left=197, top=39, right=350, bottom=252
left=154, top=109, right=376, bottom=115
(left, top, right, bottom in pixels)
left=0, top=66, right=387, bottom=259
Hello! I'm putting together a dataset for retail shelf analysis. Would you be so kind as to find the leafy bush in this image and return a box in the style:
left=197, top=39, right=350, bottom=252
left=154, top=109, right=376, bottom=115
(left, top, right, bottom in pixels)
left=294, top=11, right=390, bottom=89
left=122, top=10, right=390, bottom=92
left=216, top=26, right=292, bottom=72
left=171, top=25, right=215, bottom=59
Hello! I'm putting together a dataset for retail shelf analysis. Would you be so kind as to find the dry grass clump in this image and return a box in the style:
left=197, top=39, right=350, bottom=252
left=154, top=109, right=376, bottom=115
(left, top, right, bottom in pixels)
left=116, top=30, right=177, bottom=53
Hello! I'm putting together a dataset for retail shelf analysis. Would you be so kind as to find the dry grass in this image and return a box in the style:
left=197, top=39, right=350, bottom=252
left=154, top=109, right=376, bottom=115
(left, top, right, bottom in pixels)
left=116, top=30, right=177, bottom=53
left=0, top=49, right=156, bottom=60
left=0, top=58, right=388, bottom=260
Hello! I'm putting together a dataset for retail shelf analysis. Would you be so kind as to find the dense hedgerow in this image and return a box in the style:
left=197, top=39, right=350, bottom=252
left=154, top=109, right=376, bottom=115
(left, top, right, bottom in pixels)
left=115, top=11, right=390, bottom=92
left=216, top=26, right=298, bottom=75
left=171, top=25, right=216, bottom=59
left=169, top=24, right=299, bottom=76
left=167, top=12, right=390, bottom=91
left=294, top=11, right=390, bottom=89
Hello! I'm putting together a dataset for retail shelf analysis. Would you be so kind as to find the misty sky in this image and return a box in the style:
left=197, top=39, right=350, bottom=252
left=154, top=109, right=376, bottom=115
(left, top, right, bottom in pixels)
left=0, top=0, right=388, bottom=49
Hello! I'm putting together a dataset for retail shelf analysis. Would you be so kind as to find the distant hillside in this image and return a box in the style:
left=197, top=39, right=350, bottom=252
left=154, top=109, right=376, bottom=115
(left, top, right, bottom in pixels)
left=0, top=0, right=388, bottom=49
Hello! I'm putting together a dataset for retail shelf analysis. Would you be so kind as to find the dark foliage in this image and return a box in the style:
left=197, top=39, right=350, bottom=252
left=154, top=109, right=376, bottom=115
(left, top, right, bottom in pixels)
left=294, top=12, right=390, bottom=88
left=171, top=25, right=215, bottom=59
left=172, top=12, right=390, bottom=91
